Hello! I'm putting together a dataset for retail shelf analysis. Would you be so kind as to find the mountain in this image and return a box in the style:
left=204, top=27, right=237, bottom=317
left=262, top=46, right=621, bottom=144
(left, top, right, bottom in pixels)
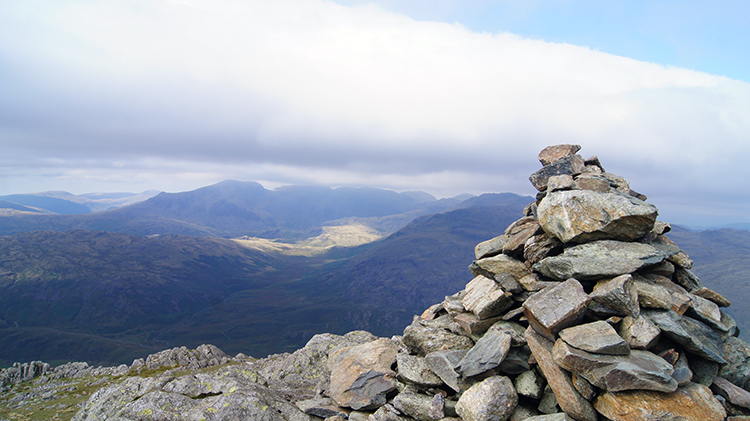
left=0, top=181, right=464, bottom=238
left=0, top=193, right=532, bottom=367
left=0, top=190, right=160, bottom=215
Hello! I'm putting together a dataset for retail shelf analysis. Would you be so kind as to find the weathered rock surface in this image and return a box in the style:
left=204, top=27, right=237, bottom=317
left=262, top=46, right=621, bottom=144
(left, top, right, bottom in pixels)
left=552, top=340, right=677, bottom=393
left=403, top=316, right=475, bottom=356
left=617, top=315, right=661, bottom=349
left=537, top=190, right=658, bottom=243
left=538, top=144, right=582, bottom=166
left=523, top=278, right=590, bottom=341
left=327, top=338, right=399, bottom=410
left=559, top=320, right=630, bottom=355
left=589, top=274, right=640, bottom=318
left=462, top=275, right=514, bottom=319
left=644, top=310, right=727, bottom=364
left=455, top=329, right=512, bottom=377
left=455, top=376, right=518, bottom=421
left=529, top=154, right=586, bottom=191
left=593, top=382, right=726, bottom=421
left=396, top=353, right=443, bottom=387
left=534, top=240, right=666, bottom=281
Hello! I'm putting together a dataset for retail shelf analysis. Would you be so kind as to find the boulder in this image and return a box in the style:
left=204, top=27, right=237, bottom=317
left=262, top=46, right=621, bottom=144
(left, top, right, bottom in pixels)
left=523, top=278, right=590, bottom=341
left=403, top=317, right=474, bottom=356
left=455, top=376, right=518, bottom=421
left=524, top=327, right=597, bottom=421
left=455, top=329, right=512, bottom=378
left=534, top=240, right=666, bottom=281
left=538, top=144, right=582, bottom=166
left=473, top=254, right=531, bottom=280
left=558, top=320, right=630, bottom=355
left=589, top=274, right=640, bottom=318
left=552, top=339, right=677, bottom=393
left=721, top=336, right=750, bottom=390
left=593, top=382, right=726, bottom=421
left=644, top=310, right=726, bottom=364
left=424, top=350, right=472, bottom=393
left=395, top=353, right=443, bottom=387
left=529, top=154, right=586, bottom=191
left=537, top=190, right=658, bottom=243
left=327, top=338, right=399, bottom=410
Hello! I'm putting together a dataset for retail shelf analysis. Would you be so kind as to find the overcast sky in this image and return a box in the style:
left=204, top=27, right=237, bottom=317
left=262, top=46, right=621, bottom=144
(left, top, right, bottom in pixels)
left=1, top=0, right=749, bottom=227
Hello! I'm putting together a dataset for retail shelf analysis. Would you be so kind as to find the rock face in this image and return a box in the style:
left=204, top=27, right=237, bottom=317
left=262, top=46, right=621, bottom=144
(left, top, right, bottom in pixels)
left=3, top=145, right=748, bottom=421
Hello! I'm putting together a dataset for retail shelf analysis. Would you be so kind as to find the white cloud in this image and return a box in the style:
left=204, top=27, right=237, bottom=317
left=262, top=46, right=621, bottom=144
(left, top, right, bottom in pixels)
left=1, top=0, right=749, bottom=225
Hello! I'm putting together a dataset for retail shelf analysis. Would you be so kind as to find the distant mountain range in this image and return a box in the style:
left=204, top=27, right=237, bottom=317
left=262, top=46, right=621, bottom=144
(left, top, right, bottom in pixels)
left=0, top=190, right=161, bottom=215
left=0, top=180, right=748, bottom=369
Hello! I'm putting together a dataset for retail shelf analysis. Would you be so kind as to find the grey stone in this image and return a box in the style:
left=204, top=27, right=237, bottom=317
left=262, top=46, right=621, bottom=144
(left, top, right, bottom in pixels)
left=617, top=315, right=661, bottom=349
left=559, top=320, right=630, bottom=355
left=644, top=310, right=727, bottom=364
left=476, top=234, right=510, bottom=259
left=519, top=273, right=561, bottom=292
left=509, top=404, right=542, bottom=421
left=523, top=233, right=563, bottom=267
left=529, top=154, right=586, bottom=191
left=474, top=254, right=531, bottom=280
left=673, top=266, right=702, bottom=291
left=522, top=278, right=590, bottom=341
left=525, top=414, right=575, bottom=421
left=453, top=312, right=504, bottom=336
left=692, top=286, right=731, bottom=307
left=721, top=310, right=740, bottom=339
left=632, top=273, right=692, bottom=316
left=370, top=403, right=412, bottom=421
left=327, top=338, right=399, bottom=410
left=424, top=350, right=472, bottom=393
left=538, top=385, right=559, bottom=414
left=396, top=353, right=443, bottom=387
left=296, top=397, right=349, bottom=419
left=571, top=373, right=596, bottom=401
left=403, top=317, right=474, bottom=356
left=589, top=274, right=640, bottom=318
left=462, top=275, right=515, bottom=319
left=514, top=369, right=545, bottom=400
left=687, top=293, right=726, bottom=332
left=534, top=240, right=666, bottom=281
left=442, top=291, right=467, bottom=316
left=672, top=352, right=693, bottom=386
left=712, top=377, right=750, bottom=410
left=498, top=345, right=532, bottom=375
left=455, top=376, right=518, bottom=421
left=537, top=189, right=658, bottom=243
left=495, top=271, right=525, bottom=294
left=552, top=339, right=677, bottom=393
left=455, top=330, right=512, bottom=378
left=688, top=356, right=719, bottom=386
left=538, top=144, right=582, bottom=166
left=547, top=174, right=575, bottom=191
left=574, top=174, right=610, bottom=193
left=392, top=391, right=436, bottom=421
left=145, top=343, right=230, bottom=371
left=524, top=327, right=597, bottom=421
left=429, top=393, right=445, bottom=420
left=721, top=336, right=750, bottom=390
left=488, top=320, right=528, bottom=347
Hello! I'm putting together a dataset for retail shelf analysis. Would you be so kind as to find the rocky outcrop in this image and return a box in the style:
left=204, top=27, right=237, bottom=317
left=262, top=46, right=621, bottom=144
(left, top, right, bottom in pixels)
left=2, top=145, right=748, bottom=421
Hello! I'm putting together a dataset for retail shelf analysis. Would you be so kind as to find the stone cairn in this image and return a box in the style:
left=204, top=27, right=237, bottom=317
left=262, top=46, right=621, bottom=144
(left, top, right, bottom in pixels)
left=310, top=145, right=750, bottom=421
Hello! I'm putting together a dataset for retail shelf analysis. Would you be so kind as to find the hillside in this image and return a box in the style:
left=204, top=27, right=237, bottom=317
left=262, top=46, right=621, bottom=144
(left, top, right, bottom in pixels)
left=0, top=181, right=461, bottom=238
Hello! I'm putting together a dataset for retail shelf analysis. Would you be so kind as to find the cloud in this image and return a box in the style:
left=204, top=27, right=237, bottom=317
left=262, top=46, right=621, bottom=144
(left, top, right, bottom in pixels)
left=0, top=0, right=749, bottom=225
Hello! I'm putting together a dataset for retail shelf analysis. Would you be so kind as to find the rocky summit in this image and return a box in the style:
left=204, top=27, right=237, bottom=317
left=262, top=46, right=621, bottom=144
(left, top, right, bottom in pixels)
left=3, top=145, right=750, bottom=421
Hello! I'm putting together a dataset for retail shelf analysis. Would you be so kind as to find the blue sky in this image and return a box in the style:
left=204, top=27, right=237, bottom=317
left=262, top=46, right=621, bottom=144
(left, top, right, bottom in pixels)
left=0, top=0, right=749, bottom=227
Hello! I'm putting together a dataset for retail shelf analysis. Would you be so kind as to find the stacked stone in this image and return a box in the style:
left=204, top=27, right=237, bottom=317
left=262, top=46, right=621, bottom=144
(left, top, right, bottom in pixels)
left=309, top=145, right=750, bottom=421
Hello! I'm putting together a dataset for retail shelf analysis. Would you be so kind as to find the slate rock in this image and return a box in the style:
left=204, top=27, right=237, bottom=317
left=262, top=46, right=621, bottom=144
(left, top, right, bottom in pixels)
left=632, top=274, right=692, bottom=316
left=687, top=292, right=726, bottom=332
left=523, top=233, right=563, bottom=267
left=537, top=190, right=658, bottom=243
left=538, top=384, right=560, bottom=414
left=529, top=154, right=586, bottom=191
left=590, top=274, right=640, bottom=318
left=692, top=286, right=731, bottom=307
left=455, top=376, right=518, bottom=421
left=571, top=373, right=596, bottom=401
left=534, top=240, right=666, bottom=281
left=574, top=174, right=610, bottom=193
left=327, top=338, right=399, bottom=410
left=370, top=403, right=412, bottom=421
left=712, top=376, right=750, bottom=410
left=396, top=353, right=443, bottom=387
left=403, top=317, right=474, bottom=356
left=514, top=369, right=546, bottom=400
left=617, top=315, right=661, bottom=350
left=474, top=254, right=531, bottom=280
left=688, top=356, right=719, bottom=386
left=144, top=344, right=230, bottom=371
left=538, top=144, right=582, bottom=166
left=593, top=382, right=726, bottom=421
left=559, top=320, right=630, bottom=355
left=524, top=327, right=597, bottom=421
left=455, top=329, right=512, bottom=378
left=462, top=275, right=514, bottom=319
left=424, top=350, right=472, bottom=393
left=498, top=345, right=532, bottom=375
left=296, top=397, right=350, bottom=419
left=552, top=339, right=677, bottom=393
left=525, top=414, right=576, bottom=421
left=644, top=310, right=726, bottom=364
left=721, top=336, right=750, bottom=390
left=453, top=312, right=504, bottom=336
left=522, top=278, right=590, bottom=341
left=547, top=174, right=575, bottom=192
left=392, top=390, right=436, bottom=421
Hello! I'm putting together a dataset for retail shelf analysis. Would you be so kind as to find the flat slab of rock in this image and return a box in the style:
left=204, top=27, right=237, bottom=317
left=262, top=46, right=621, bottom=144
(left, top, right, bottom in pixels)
left=296, top=397, right=349, bottom=419
left=644, top=310, right=727, bottom=364
left=590, top=274, right=640, bottom=318
left=473, top=254, right=531, bottom=280
left=462, top=275, right=514, bottom=319
left=529, top=154, right=586, bottom=191
left=593, top=382, right=726, bottom=421
left=523, top=278, right=590, bottom=341
left=534, top=240, right=667, bottom=281
left=632, top=274, right=692, bottom=316
left=425, top=350, right=471, bottom=393
left=328, top=338, right=399, bottom=410
left=559, top=320, right=630, bottom=355
left=524, top=327, right=597, bottom=421
left=692, top=286, right=731, bottom=307
left=552, top=340, right=677, bottom=393
left=721, top=336, right=750, bottom=390
left=538, top=144, right=581, bottom=166
left=455, top=376, right=518, bottom=421
left=403, top=317, right=474, bottom=356
left=537, top=190, right=657, bottom=243
left=617, top=315, right=661, bottom=350
left=396, top=354, right=443, bottom=387
left=712, top=376, right=750, bottom=410
left=455, top=329, right=512, bottom=378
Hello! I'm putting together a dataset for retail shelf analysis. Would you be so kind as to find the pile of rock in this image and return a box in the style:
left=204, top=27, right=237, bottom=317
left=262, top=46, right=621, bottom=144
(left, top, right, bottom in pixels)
left=307, top=145, right=750, bottom=421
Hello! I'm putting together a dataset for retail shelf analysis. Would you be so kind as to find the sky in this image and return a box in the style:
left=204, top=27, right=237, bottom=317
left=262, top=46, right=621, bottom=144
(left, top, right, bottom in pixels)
left=1, top=0, right=749, bottom=227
